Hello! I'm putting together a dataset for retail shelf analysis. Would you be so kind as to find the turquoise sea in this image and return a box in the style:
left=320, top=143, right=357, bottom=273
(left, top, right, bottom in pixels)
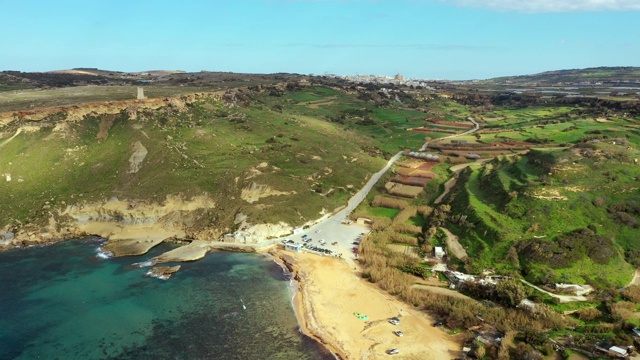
left=0, top=237, right=333, bottom=360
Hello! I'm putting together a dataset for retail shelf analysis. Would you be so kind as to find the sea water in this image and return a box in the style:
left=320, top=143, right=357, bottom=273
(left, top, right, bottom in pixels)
left=0, top=237, right=333, bottom=360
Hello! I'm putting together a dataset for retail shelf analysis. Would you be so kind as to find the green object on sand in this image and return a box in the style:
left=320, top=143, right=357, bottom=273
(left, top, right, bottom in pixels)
left=353, top=312, right=368, bottom=320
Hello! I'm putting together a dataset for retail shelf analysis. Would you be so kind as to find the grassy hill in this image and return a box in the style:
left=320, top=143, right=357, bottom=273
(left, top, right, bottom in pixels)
left=439, top=144, right=640, bottom=288
left=2, top=81, right=465, bottom=241
left=480, top=66, right=640, bottom=85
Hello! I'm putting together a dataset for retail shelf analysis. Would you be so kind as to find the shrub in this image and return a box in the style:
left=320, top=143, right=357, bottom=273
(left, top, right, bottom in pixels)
left=496, top=278, right=530, bottom=307
left=391, top=223, right=422, bottom=235
left=388, top=233, right=418, bottom=246
left=621, top=285, right=640, bottom=303
left=371, top=216, right=392, bottom=230
left=575, top=307, right=603, bottom=321
left=608, top=301, right=635, bottom=322
left=519, top=228, right=617, bottom=269
left=416, top=205, right=433, bottom=217
left=392, top=206, right=417, bottom=224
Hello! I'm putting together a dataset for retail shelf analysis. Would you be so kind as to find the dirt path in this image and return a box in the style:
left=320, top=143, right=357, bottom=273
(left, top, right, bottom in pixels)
left=411, top=283, right=473, bottom=300
left=296, top=96, right=337, bottom=109
left=520, top=279, right=588, bottom=303
left=440, top=228, right=468, bottom=260
left=0, top=127, right=22, bottom=149
left=628, top=269, right=640, bottom=287
left=434, top=175, right=457, bottom=204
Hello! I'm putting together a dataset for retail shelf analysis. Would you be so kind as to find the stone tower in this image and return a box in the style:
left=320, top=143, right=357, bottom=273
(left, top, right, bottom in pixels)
left=137, top=87, right=145, bottom=100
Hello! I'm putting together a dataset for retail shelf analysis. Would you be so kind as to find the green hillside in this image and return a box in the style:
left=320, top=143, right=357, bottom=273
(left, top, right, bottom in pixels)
left=482, top=66, right=640, bottom=85
left=440, top=145, right=640, bottom=287
left=0, top=89, right=402, bottom=233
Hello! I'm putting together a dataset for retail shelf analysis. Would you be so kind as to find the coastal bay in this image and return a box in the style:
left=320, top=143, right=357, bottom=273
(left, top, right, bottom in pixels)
left=0, top=238, right=333, bottom=360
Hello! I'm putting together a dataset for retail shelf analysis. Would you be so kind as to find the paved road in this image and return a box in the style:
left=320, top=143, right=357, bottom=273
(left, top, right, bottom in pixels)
left=208, top=152, right=404, bottom=267
left=293, top=151, right=404, bottom=266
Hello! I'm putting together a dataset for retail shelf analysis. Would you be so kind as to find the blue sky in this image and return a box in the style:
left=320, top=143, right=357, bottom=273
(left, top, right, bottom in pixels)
left=1, top=0, right=638, bottom=79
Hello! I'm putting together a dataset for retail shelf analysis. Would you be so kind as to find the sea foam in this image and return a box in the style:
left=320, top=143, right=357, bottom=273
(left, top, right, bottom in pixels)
left=145, top=270, right=169, bottom=280
left=95, top=247, right=114, bottom=260
left=132, top=259, right=155, bottom=268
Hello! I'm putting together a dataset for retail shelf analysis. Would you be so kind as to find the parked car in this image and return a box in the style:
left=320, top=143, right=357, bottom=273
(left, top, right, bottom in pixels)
left=433, top=321, right=443, bottom=327
left=388, top=317, right=400, bottom=325
left=386, top=348, right=399, bottom=355
left=393, top=330, right=403, bottom=337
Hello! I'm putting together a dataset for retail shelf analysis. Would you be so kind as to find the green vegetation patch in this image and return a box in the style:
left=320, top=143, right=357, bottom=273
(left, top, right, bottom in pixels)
left=368, top=207, right=401, bottom=218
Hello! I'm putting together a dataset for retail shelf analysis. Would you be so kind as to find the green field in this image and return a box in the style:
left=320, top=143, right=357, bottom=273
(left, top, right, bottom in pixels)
left=367, top=207, right=401, bottom=218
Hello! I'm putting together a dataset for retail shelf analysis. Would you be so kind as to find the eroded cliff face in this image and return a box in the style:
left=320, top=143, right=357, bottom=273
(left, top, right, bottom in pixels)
left=0, top=92, right=224, bottom=128
left=1, top=195, right=216, bottom=248
left=1, top=192, right=301, bottom=252
left=0, top=86, right=308, bottom=253
left=64, top=195, right=216, bottom=229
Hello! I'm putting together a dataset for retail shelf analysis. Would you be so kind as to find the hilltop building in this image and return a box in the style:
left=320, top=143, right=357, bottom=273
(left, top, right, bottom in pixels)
left=137, top=87, right=145, bottom=100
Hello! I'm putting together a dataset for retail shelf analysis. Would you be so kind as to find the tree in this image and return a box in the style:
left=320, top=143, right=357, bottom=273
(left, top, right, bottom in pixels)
left=494, top=330, right=515, bottom=359
left=496, top=278, right=528, bottom=307
left=474, top=341, right=486, bottom=359
left=505, top=246, right=520, bottom=269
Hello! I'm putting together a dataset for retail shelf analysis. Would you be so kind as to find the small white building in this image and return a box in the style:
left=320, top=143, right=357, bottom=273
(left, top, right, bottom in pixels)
left=434, top=246, right=445, bottom=258
left=518, top=299, right=537, bottom=311
left=555, top=283, right=594, bottom=296
left=609, top=346, right=629, bottom=358
left=285, top=243, right=302, bottom=252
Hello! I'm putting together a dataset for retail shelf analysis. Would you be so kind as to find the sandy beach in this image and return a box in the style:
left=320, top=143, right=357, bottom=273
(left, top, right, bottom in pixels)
left=277, top=251, right=461, bottom=360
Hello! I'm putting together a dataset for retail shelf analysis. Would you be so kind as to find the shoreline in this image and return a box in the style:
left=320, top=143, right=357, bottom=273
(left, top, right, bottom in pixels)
left=271, top=249, right=461, bottom=360
left=271, top=250, right=348, bottom=360
left=2, top=237, right=461, bottom=359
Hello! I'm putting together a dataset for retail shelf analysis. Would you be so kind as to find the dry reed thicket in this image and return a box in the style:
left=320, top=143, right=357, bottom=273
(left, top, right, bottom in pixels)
left=392, top=206, right=417, bottom=224
left=371, top=195, right=409, bottom=209
left=391, top=223, right=422, bottom=235
left=358, top=213, right=573, bottom=339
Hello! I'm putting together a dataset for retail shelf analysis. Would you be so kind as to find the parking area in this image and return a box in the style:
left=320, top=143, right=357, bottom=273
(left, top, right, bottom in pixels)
left=283, top=219, right=370, bottom=266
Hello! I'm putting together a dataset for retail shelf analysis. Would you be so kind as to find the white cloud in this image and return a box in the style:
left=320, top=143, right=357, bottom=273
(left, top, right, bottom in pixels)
left=439, top=0, right=640, bottom=12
